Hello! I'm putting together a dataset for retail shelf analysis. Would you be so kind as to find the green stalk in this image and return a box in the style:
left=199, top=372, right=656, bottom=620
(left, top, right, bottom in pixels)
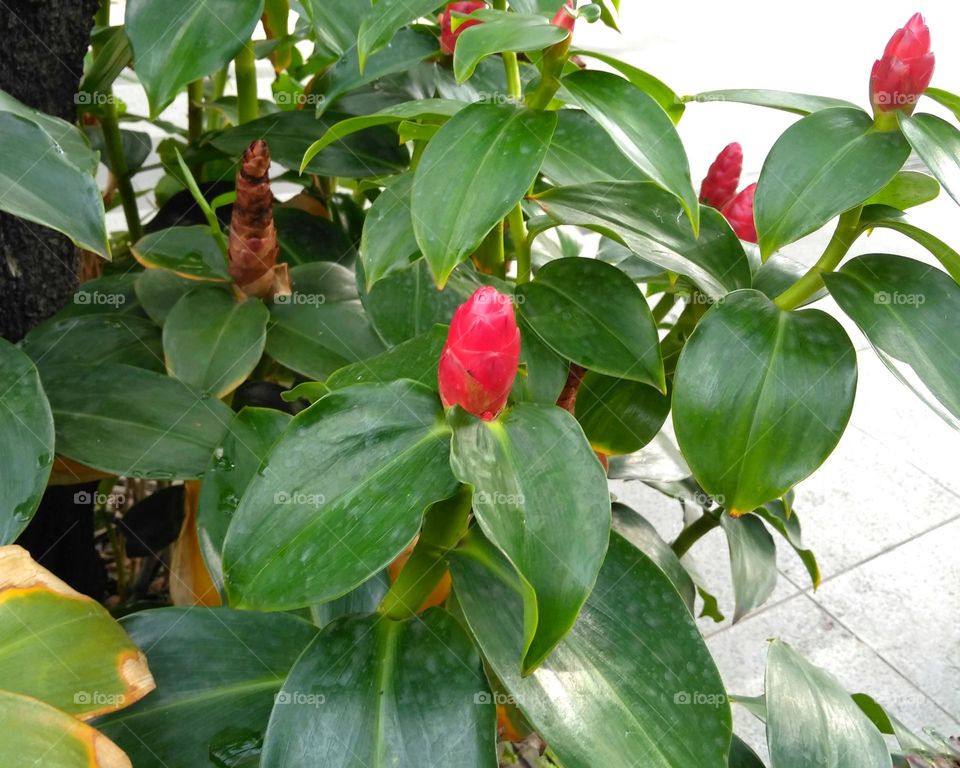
left=671, top=513, right=720, bottom=558
left=234, top=42, right=259, bottom=125
left=207, top=67, right=229, bottom=131
left=773, top=206, right=863, bottom=311
left=508, top=203, right=531, bottom=284
left=378, top=487, right=472, bottom=620
left=474, top=221, right=506, bottom=278
left=187, top=80, right=204, bottom=142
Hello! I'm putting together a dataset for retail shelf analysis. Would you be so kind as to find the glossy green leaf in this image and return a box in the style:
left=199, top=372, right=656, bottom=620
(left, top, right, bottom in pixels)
left=511, top=317, right=568, bottom=404
left=163, top=288, right=268, bottom=398
left=96, top=607, right=317, bottom=767
left=0, top=690, right=131, bottom=768
left=197, top=408, right=291, bottom=593
left=560, top=70, right=699, bottom=233
left=223, top=381, right=457, bottom=609
left=358, top=0, right=444, bottom=70
left=824, top=254, right=960, bottom=425
left=730, top=736, right=767, bottom=768
left=309, top=572, right=389, bottom=629
left=765, top=641, right=891, bottom=768
left=517, top=257, right=664, bottom=388
left=720, top=513, right=777, bottom=622
left=542, top=109, right=648, bottom=186
left=0, top=113, right=109, bottom=257
left=58, top=274, right=143, bottom=319
left=210, top=111, right=408, bottom=178
left=689, top=89, right=856, bottom=115
left=857, top=205, right=960, bottom=284
left=79, top=25, right=132, bottom=97
left=448, top=403, right=610, bottom=672
left=864, top=170, right=939, bottom=210
left=125, top=0, right=264, bottom=116
left=21, top=315, right=163, bottom=373
left=274, top=207, right=354, bottom=266
left=754, top=500, right=820, bottom=590
left=361, top=172, right=419, bottom=288
left=533, top=182, right=751, bottom=299
left=451, top=530, right=732, bottom=767
left=923, top=87, right=960, bottom=121
left=575, top=371, right=669, bottom=454
left=412, top=102, right=556, bottom=286
left=85, top=126, right=151, bottom=175
left=261, top=610, right=496, bottom=767
left=266, top=262, right=385, bottom=380
left=132, top=226, right=229, bottom=281
left=673, top=290, right=857, bottom=514
left=42, top=363, right=233, bottom=479
left=136, top=269, right=225, bottom=324
left=454, top=13, right=568, bottom=82
left=0, top=343, right=53, bottom=543
left=755, top=108, right=910, bottom=258
left=0, top=545, right=154, bottom=717
left=899, top=112, right=960, bottom=208
left=0, top=88, right=98, bottom=174
left=326, top=324, right=447, bottom=390
left=573, top=50, right=684, bottom=122
left=303, top=0, right=368, bottom=54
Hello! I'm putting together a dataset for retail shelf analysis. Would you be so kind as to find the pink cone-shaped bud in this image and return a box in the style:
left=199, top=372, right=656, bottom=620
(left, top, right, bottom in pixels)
left=699, top=142, right=743, bottom=210
left=439, top=1, right=486, bottom=55
left=870, top=12, right=934, bottom=115
left=721, top=183, right=757, bottom=243
left=551, top=0, right=576, bottom=32
left=438, top=286, right=521, bottom=421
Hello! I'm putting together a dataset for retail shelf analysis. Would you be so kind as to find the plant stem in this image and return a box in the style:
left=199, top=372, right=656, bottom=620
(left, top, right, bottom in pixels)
left=234, top=42, right=259, bottom=125
left=508, top=203, right=531, bottom=283
left=101, top=93, right=142, bottom=241
left=671, top=513, right=720, bottom=558
left=378, top=487, right=472, bottom=620
left=208, top=67, right=229, bottom=131
left=773, top=206, right=863, bottom=311
left=187, top=80, right=204, bottom=142
left=473, top=221, right=506, bottom=278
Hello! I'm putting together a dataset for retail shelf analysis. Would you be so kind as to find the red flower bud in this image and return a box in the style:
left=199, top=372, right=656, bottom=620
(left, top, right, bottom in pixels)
left=721, top=183, right=757, bottom=243
left=870, top=12, right=934, bottom=115
left=438, top=1, right=486, bottom=55
left=699, top=142, right=743, bottom=211
left=551, top=0, right=576, bottom=32
left=438, top=286, right=521, bottom=421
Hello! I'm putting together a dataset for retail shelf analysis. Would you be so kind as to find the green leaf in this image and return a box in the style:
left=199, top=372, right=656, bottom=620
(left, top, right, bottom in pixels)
left=0, top=690, right=130, bottom=767
left=136, top=268, right=223, bottom=324
left=454, top=13, right=568, bottom=82
left=689, top=89, right=857, bottom=115
left=533, top=182, right=751, bottom=299
left=412, top=102, right=556, bottom=287
left=132, top=226, right=229, bottom=281
left=309, top=572, right=389, bottom=628
left=720, top=513, right=777, bottom=622
left=864, top=170, right=939, bottom=210
left=857, top=205, right=960, bottom=284
left=451, top=530, right=732, bottom=766
left=448, top=403, right=610, bottom=673
left=0, top=113, right=109, bottom=257
left=765, top=641, right=891, bottom=768
left=42, top=363, right=233, bottom=479
left=210, top=110, right=409, bottom=178
left=572, top=50, right=684, bottom=122
left=96, top=607, right=317, bottom=767
left=541, top=109, right=648, bottom=186
left=125, top=0, right=264, bottom=116
left=80, top=26, right=132, bottom=97
left=754, top=500, right=820, bottom=590
left=899, top=112, right=960, bottom=208
left=575, top=371, right=669, bottom=454
left=21, top=314, right=163, bottom=373
left=923, top=86, right=960, bottom=122
left=560, top=70, right=699, bottom=234
left=361, top=172, right=419, bottom=288
left=358, top=0, right=444, bottom=70
left=517, top=257, right=664, bottom=388
left=0, top=545, right=153, bottom=717
left=85, top=125, right=152, bottom=175
left=755, top=107, right=910, bottom=258
left=197, top=408, right=290, bottom=595
left=511, top=318, right=568, bottom=404
left=163, top=288, right=268, bottom=398
left=261, top=610, right=497, bottom=767
left=302, top=0, right=369, bottom=54
left=274, top=207, right=355, bottom=266
left=730, top=735, right=767, bottom=768
left=673, top=290, right=856, bottom=514
left=326, top=324, right=447, bottom=390
left=266, top=263, right=385, bottom=380
left=824, top=254, right=960, bottom=425
left=57, top=273, right=143, bottom=319
left=0, top=343, right=53, bottom=543
left=223, top=381, right=458, bottom=609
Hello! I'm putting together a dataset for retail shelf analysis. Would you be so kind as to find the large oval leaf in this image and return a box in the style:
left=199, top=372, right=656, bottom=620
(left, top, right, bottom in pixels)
left=125, top=0, right=264, bottom=116
left=534, top=181, right=751, bottom=299
left=541, top=108, right=647, bottom=186
left=358, top=0, right=445, bottom=70
left=41, top=363, right=233, bottom=479
left=824, top=253, right=960, bottom=425
left=360, top=171, right=419, bottom=288
left=766, top=641, right=891, bottom=768
left=223, top=381, right=458, bottom=609
left=899, top=112, right=960, bottom=209
left=326, top=324, right=448, bottom=390
left=720, top=513, right=777, bottom=622
left=450, top=530, right=732, bottom=767
left=517, top=257, right=665, bottom=389
left=673, top=290, right=857, bottom=514
left=454, top=12, right=568, bottom=83
left=163, top=287, right=268, bottom=398
left=412, top=102, right=557, bottom=287
left=755, top=107, right=910, bottom=258
left=261, top=610, right=496, bottom=767
left=132, top=227, right=229, bottom=281
left=22, top=315, right=163, bottom=373
left=575, top=371, right=669, bottom=454
left=0, top=545, right=154, bottom=717
left=448, top=403, right=610, bottom=673
left=0, top=341, right=53, bottom=543
left=559, top=71, right=699, bottom=234
left=95, top=607, right=317, bottom=767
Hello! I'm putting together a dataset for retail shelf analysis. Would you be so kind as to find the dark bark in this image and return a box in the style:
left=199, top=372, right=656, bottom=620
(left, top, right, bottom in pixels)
left=0, top=0, right=100, bottom=342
